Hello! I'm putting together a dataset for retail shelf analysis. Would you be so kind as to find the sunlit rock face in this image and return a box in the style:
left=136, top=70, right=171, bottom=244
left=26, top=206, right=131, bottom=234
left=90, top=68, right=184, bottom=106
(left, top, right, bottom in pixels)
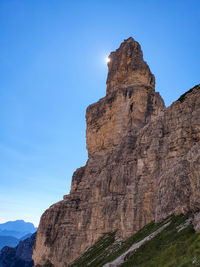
left=33, top=37, right=200, bottom=267
left=86, top=37, right=164, bottom=156
left=86, top=86, right=164, bottom=155
left=106, top=37, right=155, bottom=95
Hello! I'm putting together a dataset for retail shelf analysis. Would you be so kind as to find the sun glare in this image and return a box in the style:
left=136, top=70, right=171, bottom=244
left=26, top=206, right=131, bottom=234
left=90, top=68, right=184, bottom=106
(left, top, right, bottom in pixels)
left=105, top=57, right=111, bottom=64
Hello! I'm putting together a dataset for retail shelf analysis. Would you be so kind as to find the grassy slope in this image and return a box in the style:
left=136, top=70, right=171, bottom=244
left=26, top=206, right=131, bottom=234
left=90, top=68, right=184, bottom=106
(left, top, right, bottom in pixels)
left=120, top=215, right=200, bottom=267
left=69, top=214, right=200, bottom=267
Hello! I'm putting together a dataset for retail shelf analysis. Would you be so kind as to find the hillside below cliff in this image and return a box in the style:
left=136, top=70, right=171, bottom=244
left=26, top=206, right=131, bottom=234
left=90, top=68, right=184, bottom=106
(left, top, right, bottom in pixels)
left=33, top=37, right=200, bottom=267
left=69, top=214, right=200, bottom=267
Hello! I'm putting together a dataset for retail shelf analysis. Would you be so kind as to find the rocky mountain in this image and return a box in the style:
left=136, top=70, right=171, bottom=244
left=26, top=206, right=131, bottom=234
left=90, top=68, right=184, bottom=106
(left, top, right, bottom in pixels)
left=0, top=220, right=37, bottom=239
left=0, top=220, right=37, bottom=250
left=33, top=37, right=200, bottom=267
left=0, top=232, right=36, bottom=267
left=20, top=233, right=33, bottom=241
left=0, top=236, right=19, bottom=251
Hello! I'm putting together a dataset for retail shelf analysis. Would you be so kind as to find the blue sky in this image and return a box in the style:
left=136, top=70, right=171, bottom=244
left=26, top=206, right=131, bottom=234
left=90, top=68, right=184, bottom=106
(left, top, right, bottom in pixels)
left=0, top=0, right=199, bottom=226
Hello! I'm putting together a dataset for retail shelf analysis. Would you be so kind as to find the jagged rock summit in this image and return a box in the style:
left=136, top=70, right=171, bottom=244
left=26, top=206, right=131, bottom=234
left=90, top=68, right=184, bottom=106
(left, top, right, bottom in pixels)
left=33, top=38, right=200, bottom=267
left=86, top=37, right=164, bottom=156
left=106, top=37, right=155, bottom=95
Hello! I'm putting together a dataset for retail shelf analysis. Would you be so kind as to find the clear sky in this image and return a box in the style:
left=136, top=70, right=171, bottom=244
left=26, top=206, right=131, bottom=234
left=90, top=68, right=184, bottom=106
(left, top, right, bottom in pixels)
left=0, top=0, right=199, bottom=227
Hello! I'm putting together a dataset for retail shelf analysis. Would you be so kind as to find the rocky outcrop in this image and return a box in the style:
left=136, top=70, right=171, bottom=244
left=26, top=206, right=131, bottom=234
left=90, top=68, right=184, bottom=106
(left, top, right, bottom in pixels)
left=86, top=86, right=164, bottom=155
left=0, top=232, right=36, bottom=267
left=106, top=37, right=155, bottom=95
left=33, top=37, right=200, bottom=267
left=86, top=38, right=163, bottom=156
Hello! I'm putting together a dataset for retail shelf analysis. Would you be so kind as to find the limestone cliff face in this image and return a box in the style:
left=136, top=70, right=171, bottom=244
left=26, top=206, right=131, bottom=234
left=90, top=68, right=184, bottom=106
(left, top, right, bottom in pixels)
left=86, top=86, right=164, bottom=155
left=106, top=37, right=155, bottom=95
left=86, top=37, right=164, bottom=156
left=33, top=38, right=200, bottom=267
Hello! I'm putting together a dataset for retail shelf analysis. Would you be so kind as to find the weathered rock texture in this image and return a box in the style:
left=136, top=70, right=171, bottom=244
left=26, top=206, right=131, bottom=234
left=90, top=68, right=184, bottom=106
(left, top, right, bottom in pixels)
left=106, top=37, right=155, bottom=95
left=86, top=86, right=164, bottom=155
left=33, top=37, right=200, bottom=267
left=86, top=37, right=164, bottom=156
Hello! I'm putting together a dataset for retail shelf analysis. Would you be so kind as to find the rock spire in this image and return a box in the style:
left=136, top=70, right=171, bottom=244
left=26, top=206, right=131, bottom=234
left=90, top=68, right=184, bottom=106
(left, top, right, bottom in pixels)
left=106, top=37, right=155, bottom=95
left=33, top=38, right=200, bottom=267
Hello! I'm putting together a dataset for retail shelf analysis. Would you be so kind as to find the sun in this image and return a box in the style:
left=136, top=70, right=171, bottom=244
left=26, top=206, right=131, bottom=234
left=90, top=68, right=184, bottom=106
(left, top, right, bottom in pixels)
left=105, top=57, right=111, bottom=64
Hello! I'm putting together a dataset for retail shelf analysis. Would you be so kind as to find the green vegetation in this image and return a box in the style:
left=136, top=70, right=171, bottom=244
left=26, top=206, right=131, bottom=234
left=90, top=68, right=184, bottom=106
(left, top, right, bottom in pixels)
left=69, top=215, right=173, bottom=267
left=69, top=214, right=200, bottom=266
left=68, top=231, right=117, bottom=267
left=120, top=214, right=200, bottom=267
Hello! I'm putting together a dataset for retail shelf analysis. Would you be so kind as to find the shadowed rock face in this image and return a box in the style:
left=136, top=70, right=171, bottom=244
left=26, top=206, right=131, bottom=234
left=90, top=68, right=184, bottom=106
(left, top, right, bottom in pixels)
left=33, top=37, right=200, bottom=267
left=0, top=232, right=36, bottom=267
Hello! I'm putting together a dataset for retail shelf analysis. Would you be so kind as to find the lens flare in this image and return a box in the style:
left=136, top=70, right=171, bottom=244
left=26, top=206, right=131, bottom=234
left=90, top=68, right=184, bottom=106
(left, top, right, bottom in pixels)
left=105, top=57, right=110, bottom=63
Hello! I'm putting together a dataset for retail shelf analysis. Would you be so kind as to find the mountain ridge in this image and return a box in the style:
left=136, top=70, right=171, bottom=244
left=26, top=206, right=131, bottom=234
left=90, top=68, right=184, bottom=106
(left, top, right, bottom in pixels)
left=0, top=220, right=37, bottom=250
left=33, top=37, right=200, bottom=266
left=0, top=236, right=19, bottom=251
left=0, top=232, right=36, bottom=267
left=0, top=220, right=37, bottom=233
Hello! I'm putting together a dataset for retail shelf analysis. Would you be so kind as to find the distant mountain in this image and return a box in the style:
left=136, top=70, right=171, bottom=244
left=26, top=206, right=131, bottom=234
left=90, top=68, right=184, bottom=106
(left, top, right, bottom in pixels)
left=0, top=237, right=19, bottom=250
left=0, top=220, right=37, bottom=234
left=0, top=232, right=36, bottom=267
left=0, top=230, right=23, bottom=239
left=19, top=233, right=32, bottom=241
left=0, top=221, right=37, bottom=239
